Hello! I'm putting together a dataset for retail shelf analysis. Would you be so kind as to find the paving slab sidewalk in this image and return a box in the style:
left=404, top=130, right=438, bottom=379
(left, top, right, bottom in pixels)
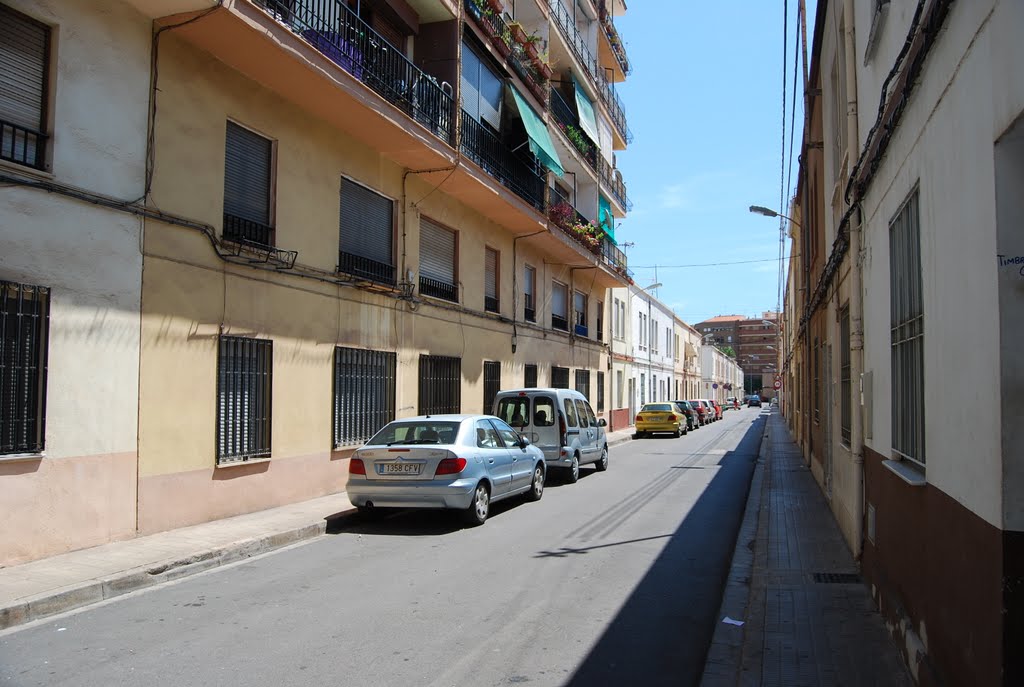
left=1, top=429, right=634, bottom=632
left=701, top=410, right=911, bottom=687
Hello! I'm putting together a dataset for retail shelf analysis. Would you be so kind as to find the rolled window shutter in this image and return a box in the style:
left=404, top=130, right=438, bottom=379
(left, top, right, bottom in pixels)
left=552, top=283, right=567, bottom=317
left=339, top=178, right=394, bottom=264
left=484, top=248, right=497, bottom=299
left=0, top=6, right=47, bottom=130
left=224, top=122, right=272, bottom=225
left=419, top=218, right=455, bottom=283
left=460, top=45, right=480, bottom=122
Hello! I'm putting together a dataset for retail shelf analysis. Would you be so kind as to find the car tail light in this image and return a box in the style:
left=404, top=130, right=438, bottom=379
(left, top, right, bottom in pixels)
left=558, top=413, right=567, bottom=447
left=435, top=457, right=467, bottom=476
left=671, top=414, right=679, bottom=422
left=349, top=458, right=366, bottom=475
left=635, top=415, right=642, bottom=423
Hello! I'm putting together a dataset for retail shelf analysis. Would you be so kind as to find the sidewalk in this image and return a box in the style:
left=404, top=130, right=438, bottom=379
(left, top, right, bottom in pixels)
left=0, top=428, right=635, bottom=632
left=701, top=410, right=911, bottom=686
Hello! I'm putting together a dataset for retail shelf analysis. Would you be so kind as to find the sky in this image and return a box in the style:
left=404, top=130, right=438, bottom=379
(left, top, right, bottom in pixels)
left=612, top=2, right=814, bottom=325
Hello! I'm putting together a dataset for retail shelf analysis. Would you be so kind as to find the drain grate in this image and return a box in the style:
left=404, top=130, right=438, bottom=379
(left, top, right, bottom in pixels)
left=813, top=572, right=862, bottom=584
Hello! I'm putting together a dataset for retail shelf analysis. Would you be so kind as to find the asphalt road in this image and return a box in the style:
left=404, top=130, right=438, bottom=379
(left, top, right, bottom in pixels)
left=0, top=409, right=765, bottom=687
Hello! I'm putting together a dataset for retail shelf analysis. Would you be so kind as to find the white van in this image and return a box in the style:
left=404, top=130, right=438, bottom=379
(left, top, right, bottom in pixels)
left=492, top=388, right=608, bottom=483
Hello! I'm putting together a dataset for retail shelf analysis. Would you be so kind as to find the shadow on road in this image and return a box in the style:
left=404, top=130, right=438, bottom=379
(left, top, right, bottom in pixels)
left=561, top=415, right=766, bottom=687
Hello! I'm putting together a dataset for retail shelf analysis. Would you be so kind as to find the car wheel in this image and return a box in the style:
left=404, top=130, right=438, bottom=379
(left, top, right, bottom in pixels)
left=462, top=482, right=490, bottom=526
left=682, top=425, right=688, bottom=435
left=594, top=446, right=609, bottom=472
left=564, top=453, right=580, bottom=484
left=633, top=431, right=645, bottom=439
left=525, top=464, right=545, bottom=502
left=673, top=427, right=681, bottom=438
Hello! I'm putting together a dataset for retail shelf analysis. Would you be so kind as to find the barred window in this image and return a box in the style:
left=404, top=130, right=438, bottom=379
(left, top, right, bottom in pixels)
left=0, top=5, right=50, bottom=170
left=1, top=280, right=49, bottom=455
left=551, top=366, right=569, bottom=389
left=524, top=363, right=537, bottom=388
left=419, top=354, right=461, bottom=414
left=483, top=360, right=500, bottom=413
left=596, top=371, right=605, bottom=412
left=840, top=305, right=851, bottom=446
left=890, top=190, right=924, bottom=465
left=333, top=347, right=396, bottom=448
left=575, top=369, right=590, bottom=400
left=217, top=336, right=273, bottom=464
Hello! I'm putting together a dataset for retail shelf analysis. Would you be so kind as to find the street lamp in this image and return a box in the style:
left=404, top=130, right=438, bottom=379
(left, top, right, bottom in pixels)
left=749, top=205, right=801, bottom=226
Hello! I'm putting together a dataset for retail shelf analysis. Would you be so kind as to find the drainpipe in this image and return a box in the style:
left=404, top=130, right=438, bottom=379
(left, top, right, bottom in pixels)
left=843, top=0, right=865, bottom=558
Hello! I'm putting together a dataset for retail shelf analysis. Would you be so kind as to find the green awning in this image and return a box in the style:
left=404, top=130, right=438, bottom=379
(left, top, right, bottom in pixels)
left=599, top=195, right=616, bottom=242
left=571, top=75, right=600, bottom=145
left=510, top=87, right=564, bottom=177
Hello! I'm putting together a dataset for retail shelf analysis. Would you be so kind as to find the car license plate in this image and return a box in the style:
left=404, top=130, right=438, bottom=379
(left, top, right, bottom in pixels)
left=380, top=462, right=421, bottom=475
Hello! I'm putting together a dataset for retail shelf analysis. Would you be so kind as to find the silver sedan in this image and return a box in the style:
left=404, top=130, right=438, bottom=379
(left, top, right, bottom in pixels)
left=346, top=414, right=547, bottom=525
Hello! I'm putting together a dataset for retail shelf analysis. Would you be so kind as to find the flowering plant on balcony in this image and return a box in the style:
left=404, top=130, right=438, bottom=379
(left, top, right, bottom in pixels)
left=570, top=220, right=603, bottom=249
left=548, top=201, right=576, bottom=230
left=556, top=122, right=594, bottom=159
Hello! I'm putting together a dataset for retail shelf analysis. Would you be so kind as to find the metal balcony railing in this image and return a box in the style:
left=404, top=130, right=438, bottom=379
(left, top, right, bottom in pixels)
left=460, top=111, right=546, bottom=212
left=598, top=156, right=632, bottom=211
left=549, top=87, right=597, bottom=170
left=552, top=314, right=568, bottom=331
left=465, top=0, right=549, bottom=104
left=256, top=0, right=454, bottom=145
left=224, top=213, right=274, bottom=246
left=1, top=119, right=47, bottom=170
left=338, top=251, right=396, bottom=285
left=419, top=276, right=458, bottom=302
left=485, top=296, right=500, bottom=312
left=597, top=1, right=631, bottom=75
left=546, top=0, right=631, bottom=143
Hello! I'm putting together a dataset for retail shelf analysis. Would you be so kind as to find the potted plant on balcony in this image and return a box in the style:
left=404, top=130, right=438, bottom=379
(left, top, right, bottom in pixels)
left=523, top=32, right=542, bottom=61
left=508, top=21, right=528, bottom=45
left=486, top=0, right=504, bottom=14
left=533, top=51, right=554, bottom=80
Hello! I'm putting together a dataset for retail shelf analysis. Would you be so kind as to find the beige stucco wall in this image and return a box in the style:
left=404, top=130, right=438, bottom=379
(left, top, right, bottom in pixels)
left=137, top=33, right=609, bottom=532
left=0, top=0, right=149, bottom=564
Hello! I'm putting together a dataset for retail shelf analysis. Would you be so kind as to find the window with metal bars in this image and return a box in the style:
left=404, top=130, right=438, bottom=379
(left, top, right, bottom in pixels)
left=0, top=281, right=49, bottom=455
left=224, top=121, right=275, bottom=246
left=596, top=371, right=605, bottom=412
left=524, top=363, right=537, bottom=388
left=484, top=247, right=499, bottom=312
left=418, top=355, right=461, bottom=415
left=217, top=336, right=273, bottom=464
left=0, top=5, right=50, bottom=170
left=575, top=369, right=591, bottom=400
left=890, top=189, right=924, bottom=465
left=551, top=366, right=569, bottom=389
left=339, top=177, right=396, bottom=285
left=483, top=361, right=500, bottom=413
left=333, top=347, right=396, bottom=448
left=840, top=305, right=851, bottom=446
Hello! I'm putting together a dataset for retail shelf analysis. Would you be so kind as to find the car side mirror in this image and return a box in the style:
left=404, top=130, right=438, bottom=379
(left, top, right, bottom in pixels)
left=519, top=435, right=531, bottom=447
left=597, top=418, right=607, bottom=427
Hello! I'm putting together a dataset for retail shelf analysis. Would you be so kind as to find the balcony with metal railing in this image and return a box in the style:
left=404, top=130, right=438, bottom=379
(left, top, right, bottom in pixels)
left=597, top=155, right=631, bottom=211
left=464, top=0, right=549, bottom=105
left=549, top=87, right=597, bottom=170
left=596, top=0, right=631, bottom=77
left=1, top=119, right=47, bottom=170
left=545, top=0, right=631, bottom=145
left=460, top=111, right=547, bottom=212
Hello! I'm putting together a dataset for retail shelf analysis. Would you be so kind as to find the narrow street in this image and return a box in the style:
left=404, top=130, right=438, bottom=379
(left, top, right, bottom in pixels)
left=0, top=410, right=765, bottom=687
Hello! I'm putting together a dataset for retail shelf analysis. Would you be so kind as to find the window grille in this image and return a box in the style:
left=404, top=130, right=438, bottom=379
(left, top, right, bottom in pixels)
left=418, top=355, right=461, bottom=414
left=890, top=190, right=924, bottom=465
left=217, top=336, right=273, bottom=464
left=333, top=347, right=396, bottom=447
left=419, top=217, right=457, bottom=302
left=551, top=366, right=569, bottom=389
left=575, top=369, right=591, bottom=400
left=0, top=5, right=49, bottom=170
left=483, top=360, right=500, bottom=413
left=339, top=177, right=395, bottom=284
left=524, top=265, right=536, bottom=322
left=524, top=363, right=538, bottom=388
left=484, top=247, right=499, bottom=312
left=224, top=121, right=274, bottom=246
left=840, top=306, right=851, bottom=445
left=0, top=280, right=49, bottom=454
left=596, top=371, right=605, bottom=412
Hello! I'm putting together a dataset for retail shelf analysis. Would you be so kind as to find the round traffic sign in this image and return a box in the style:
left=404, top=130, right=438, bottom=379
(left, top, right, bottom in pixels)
left=712, top=383, right=718, bottom=389
left=773, top=379, right=782, bottom=390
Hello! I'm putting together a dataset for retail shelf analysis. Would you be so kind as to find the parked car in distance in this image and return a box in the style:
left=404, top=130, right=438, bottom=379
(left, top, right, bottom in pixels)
left=634, top=402, right=684, bottom=438
left=346, top=414, right=546, bottom=526
left=671, top=400, right=698, bottom=431
left=492, top=387, right=608, bottom=483
left=747, top=396, right=762, bottom=407
left=696, top=400, right=716, bottom=422
left=709, top=399, right=723, bottom=421
left=725, top=397, right=739, bottom=410
left=688, top=400, right=709, bottom=425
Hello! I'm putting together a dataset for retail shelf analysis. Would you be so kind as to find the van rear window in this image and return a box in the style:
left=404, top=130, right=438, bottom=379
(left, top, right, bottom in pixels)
left=496, top=398, right=530, bottom=428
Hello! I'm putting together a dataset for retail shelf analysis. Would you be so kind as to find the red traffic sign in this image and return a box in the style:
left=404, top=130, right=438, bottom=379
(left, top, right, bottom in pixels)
left=773, top=379, right=782, bottom=390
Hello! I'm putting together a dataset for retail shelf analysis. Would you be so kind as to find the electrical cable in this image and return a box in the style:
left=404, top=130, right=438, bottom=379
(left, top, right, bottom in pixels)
left=629, top=254, right=799, bottom=269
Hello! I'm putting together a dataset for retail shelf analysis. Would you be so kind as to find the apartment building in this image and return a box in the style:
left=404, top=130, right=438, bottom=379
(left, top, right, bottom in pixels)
left=785, top=1, right=1022, bottom=684
left=693, top=313, right=778, bottom=398
left=0, top=0, right=632, bottom=561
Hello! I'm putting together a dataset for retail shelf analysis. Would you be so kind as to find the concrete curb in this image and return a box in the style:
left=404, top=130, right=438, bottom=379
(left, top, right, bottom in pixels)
left=0, top=519, right=342, bottom=632
left=699, top=414, right=771, bottom=686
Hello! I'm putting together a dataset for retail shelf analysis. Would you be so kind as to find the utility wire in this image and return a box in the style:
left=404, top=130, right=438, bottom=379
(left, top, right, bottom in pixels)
left=629, top=254, right=798, bottom=269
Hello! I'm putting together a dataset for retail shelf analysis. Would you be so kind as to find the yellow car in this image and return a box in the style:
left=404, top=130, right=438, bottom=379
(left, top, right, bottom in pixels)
left=634, top=402, right=685, bottom=438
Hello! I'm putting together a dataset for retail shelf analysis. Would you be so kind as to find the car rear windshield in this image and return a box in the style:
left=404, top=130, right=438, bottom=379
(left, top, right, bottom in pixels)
left=496, top=396, right=555, bottom=427
left=642, top=404, right=673, bottom=412
left=368, top=421, right=461, bottom=446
